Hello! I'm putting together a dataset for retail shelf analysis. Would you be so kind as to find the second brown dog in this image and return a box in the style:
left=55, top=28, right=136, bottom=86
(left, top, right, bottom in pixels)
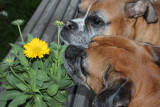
left=64, top=36, right=160, bottom=107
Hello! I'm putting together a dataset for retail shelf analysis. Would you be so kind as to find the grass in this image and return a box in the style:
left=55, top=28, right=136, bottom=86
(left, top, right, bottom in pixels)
left=0, top=0, right=42, bottom=61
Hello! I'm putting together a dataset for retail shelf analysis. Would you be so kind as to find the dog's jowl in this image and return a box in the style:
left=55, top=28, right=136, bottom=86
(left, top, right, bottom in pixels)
left=64, top=36, right=160, bottom=107
left=61, top=0, right=160, bottom=47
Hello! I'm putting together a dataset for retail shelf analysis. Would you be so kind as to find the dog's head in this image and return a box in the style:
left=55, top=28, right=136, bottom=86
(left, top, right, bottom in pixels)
left=64, top=36, right=160, bottom=107
left=61, top=0, right=158, bottom=47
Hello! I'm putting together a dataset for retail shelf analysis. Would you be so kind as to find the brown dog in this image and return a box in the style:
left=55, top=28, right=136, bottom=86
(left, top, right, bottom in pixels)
left=61, top=0, right=160, bottom=47
left=64, top=36, right=160, bottom=107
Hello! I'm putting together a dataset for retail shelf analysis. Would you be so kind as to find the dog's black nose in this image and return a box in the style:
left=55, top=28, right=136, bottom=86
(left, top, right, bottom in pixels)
left=65, top=20, right=78, bottom=30
left=65, top=45, right=84, bottom=60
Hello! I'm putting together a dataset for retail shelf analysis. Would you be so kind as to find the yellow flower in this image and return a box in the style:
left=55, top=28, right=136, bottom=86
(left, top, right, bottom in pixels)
left=24, top=38, right=50, bottom=59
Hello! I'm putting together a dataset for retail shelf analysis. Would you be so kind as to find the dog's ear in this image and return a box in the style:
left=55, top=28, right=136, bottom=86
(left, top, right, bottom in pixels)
left=124, top=0, right=158, bottom=23
left=92, top=79, right=132, bottom=107
left=143, top=43, right=160, bottom=67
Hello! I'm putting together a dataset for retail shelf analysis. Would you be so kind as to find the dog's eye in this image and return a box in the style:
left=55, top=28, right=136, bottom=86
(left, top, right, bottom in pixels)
left=93, top=18, right=102, bottom=25
left=90, top=16, right=104, bottom=26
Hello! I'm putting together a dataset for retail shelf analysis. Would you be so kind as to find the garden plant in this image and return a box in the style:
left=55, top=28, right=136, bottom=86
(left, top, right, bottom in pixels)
left=0, top=19, right=74, bottom=107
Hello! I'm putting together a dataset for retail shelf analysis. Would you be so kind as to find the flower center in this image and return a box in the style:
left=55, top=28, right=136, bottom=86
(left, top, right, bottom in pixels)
left=33, top=47, right=41, bottom=53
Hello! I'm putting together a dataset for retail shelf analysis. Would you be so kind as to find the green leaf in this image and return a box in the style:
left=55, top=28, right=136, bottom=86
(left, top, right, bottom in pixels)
left=0, top=90, right=21, bottom=107
left=15, top=83, right=29, bottom=92
left=32, top=60, right=41, bottom=70
left=50, top=42, right=59, bottom=49
left=44, top=96, right=61, bottom=106
left=2, top=84, right=14, bottom=89
left=0, top=71, right=7, bottom=82
left=58, top=79, right=72, bottom=89
left=36, top=70, right=50, bottom=88
left=43, top=59, right=51, bottom=71
left=10, top=43, right=23, bottom=56
left=56, top=67, right=64, bottom=79
left=58, top=55, right=64, bottom=65
left=8, top=93, right=31, bottom=107
left=18, top=53, right=29, bottom=68
left=37, top=70, right=50, bottom=82
left=36, top=80, right=44, bottom=88
left=59, top=45, right=67, bottom=56
left=53, top=50, right=59, bottom=60
left=25, top=99, right=33, bottom=107
left=27, top=33, right=34, bottom=43
left=40, top=81, right=52, bottom=90
left=47, top=84, right=59, bottom=96
left=19, top=41, right=26, bottom=45
left=62, top=68, right=72, bottom=80
left=34, top=94, right=47, bottom=107
left=23, top=72, right=29, bottom=80
left=13, top=65, right=24, bottom=71
left=0, top=101, right=6, bottom=107
left=28, top=69, right=37, bottom=91
left=51, top=76, right=59, bottom=84
left=43, top=93, right=52, bottom=101
left=54, top=91, right=67, bottom=103
left=6, top=74, right=21, bottom=88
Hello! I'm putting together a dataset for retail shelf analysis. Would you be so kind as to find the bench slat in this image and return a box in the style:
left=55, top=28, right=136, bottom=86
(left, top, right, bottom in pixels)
left=16, top=0, right=50, bottom=43
left=31, top=0, right=60, bottom=39
left=41, top=0, right=71, bottom=43
left=52, top=0, right=81, bottom=43
left=72, top=86, right=95, bottom=107
left=63, top=0, right=81, bottom=22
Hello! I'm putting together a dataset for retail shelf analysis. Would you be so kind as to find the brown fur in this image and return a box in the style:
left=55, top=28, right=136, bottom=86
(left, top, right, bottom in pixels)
left=80, top=0, right=160, bottom=45
left=85, top=36, right=160, bottom=107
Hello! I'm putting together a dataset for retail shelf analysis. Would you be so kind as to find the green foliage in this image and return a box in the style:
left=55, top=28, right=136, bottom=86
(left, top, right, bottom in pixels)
left=0, top=21, right=74, bottom=107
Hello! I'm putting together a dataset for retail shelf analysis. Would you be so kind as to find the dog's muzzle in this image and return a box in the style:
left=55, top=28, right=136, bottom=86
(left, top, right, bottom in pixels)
left=65, top=45, right=83, bottom=62
left=60, top=21, right=78, bottom=44
left=64, top=45, right=89, bottom=87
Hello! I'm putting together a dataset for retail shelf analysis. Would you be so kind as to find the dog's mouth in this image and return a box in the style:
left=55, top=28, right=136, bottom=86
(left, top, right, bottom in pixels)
left=64, top=45, right=90, bottom=87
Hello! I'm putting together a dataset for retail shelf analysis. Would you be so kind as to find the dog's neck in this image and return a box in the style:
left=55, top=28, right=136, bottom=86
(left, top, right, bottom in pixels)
left=130, top=63, right=160, bottom=107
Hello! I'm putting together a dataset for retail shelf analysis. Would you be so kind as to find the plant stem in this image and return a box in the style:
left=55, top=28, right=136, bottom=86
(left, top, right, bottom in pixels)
left=41, top=59, right=44, bottom=71
left=54, top=60, right=57, bottom=76
left=17, top=24, right=24, bottom=42
left=51, top=70, right=53, bottom=78
left=58, top=26, right=60, bottom=46
left=56, top=26, right=61, bottom=76
left=10, top=67, right=29, bottom=88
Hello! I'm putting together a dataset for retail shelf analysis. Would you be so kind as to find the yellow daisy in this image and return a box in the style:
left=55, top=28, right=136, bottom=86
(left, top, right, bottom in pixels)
left=24, top=38, right=50, bottom=59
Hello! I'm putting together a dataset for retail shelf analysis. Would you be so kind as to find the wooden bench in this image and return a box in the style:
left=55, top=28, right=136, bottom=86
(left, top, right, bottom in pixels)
left=0, top=0, right=95, bottom=107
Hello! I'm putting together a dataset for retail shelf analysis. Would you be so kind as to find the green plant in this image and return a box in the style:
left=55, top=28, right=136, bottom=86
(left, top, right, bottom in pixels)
left=0, top=20, right=74, bottom=107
